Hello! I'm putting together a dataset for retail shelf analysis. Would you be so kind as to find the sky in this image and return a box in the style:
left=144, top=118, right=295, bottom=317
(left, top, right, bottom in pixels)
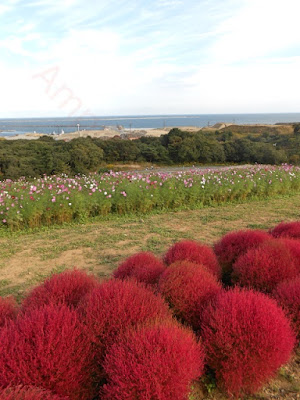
left=0, top=0, right=300, bottom=117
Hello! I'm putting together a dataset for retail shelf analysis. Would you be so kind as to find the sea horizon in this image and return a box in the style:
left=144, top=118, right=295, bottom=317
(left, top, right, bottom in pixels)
left=1, top=112, right=300, bottom=136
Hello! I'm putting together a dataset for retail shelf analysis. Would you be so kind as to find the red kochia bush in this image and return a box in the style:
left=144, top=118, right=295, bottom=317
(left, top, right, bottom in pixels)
left=270, top=221, right=300, bottom=239
left=214, top=229, right=271, bottom=280
left=102, top=322, right=205, bottom=400
left=0, top=304, right=94, bottom=400
left=201, top=288, right=295, bottom=398
left=273, top=276, right=300, bottom=339
left=164, top=240, right=221, bottom=278
left=0, top=296, right=18, bottom=327
left=232, top=240, right=299, bottom=292
left=79, top=279, right=172, bottom=360
left=21, top=269, right=98, bottom=311
left=0, top=386, right=68, bottom=400
left=158, top=261, right=222, bottom=330
left=113, top=252, right=166, bottom=286
left=280, top=238, right=300, bottom=271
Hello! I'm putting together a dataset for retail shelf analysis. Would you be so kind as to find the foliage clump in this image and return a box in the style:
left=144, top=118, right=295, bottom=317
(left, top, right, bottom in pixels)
left=201, top=288, right=295, bottom=398
left=0, top=296, right=18, bottom=327
left=0, top=304, right=94, bottom=400
left=102, top=322, right=205, bottom=400
left=232, top=239, right=299, bottom=292
left=270, top=221, right=300, bottom=239
left=164, top=240, right=221, bottom=278
left=1, top=126, right=299, bottom=180
left=273, top=276, right=300, bottom=340
left=113, top=252, right=166, bottom=287
left=280, top=238, right=300, bottom=271
left=158, top=261, right=222, bottom=330
left=0, top=386, right=68, bottom=400
left=21, top=269, right=98, bottom=311
left=214, top=229, right=271, bottom=283
left=78, top=278, right=172, bottom=375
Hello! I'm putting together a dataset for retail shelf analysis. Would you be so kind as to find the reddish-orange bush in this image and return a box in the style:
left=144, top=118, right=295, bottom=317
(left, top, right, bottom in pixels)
left=214, top=229, right=271, bottom=283
left=201, top=288, right=295, bottom=398
left=78, top=279, right=172, bottom=370
left=232, top=240, right=299, bottom=292
left=0, top=304, right=94, bottom=400
left=113, top=252, right=166, bottom=286
left=0, top=296, right=18, bottom=327
left=273, top=276, right=300, bottom=339
left=102, top=322, right=205, bottom=400
left=164, top=240, right=221, bottom=278
left=270, top=221, right=300, bottom=239
left=21, top=269, right=98, bottom=311
left=158, top=261, right=222, bottom=330
left=0, top=386, right=68, bottom=400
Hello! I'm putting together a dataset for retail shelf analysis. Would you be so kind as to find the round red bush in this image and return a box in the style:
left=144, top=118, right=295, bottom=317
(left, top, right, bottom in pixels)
left=270, top=221, right=300, bottom=239
left=113, top=252, right=166, bottom=286
left=201, top=288, right=295, bottom=397
left=232, top=239, right=299, bottom=292
left=0, top=304, right=94, bottom=400
left=158, top=261, right=222, bottom=330
left=273, top=276, right=300, bottom=339
left=164, top=240, right=221, bottom=278
left=79, top=279, right=172, bottom=367
left=0, top=296, right=18, bottom=327
left=21, top=269, right=98, bottom=311
left=102, top=322, right=205, bottom=400
left=0, top=386, right=68, bottom=400
left=280, top=238, right=300, bottom=271
left=214, top=229, right=271, bottom=282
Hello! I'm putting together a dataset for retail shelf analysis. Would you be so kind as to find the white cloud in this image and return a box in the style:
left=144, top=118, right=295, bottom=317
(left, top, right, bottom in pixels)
left=1, top=0, right=300, bottom=116
left=181, top=56, right=300, bottom=113
left=17, top=22, right=37, bottom=33
left=0, top=5, right=11, bottom=15
left=3, top=40, right=300, bottom=116
left=28, top=26, right=186, bottom=116
left=0, top=33, right=41, bottom=57
left=156, top=0, right=183, bottom=8
left=210, top=0, right=300, bottom=63
left=25, top=0, right=61, bottom=7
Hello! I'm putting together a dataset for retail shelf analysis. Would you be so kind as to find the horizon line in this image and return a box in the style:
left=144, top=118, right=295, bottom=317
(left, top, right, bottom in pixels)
left=1, top=112, right=300, bottom=121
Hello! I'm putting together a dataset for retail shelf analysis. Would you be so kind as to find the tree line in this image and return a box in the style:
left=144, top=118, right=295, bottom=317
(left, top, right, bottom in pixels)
left=1, top=126, right=300, bottom=179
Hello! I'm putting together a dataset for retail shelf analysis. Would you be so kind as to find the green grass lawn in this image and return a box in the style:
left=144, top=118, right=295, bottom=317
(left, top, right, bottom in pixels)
left=1, top=193, right=299, bottom=300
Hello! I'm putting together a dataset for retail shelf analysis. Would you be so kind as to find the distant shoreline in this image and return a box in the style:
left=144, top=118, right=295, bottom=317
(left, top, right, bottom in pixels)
left=1, top=113, right=300, bottom=138
left=1, top=122, right=296, bottom=141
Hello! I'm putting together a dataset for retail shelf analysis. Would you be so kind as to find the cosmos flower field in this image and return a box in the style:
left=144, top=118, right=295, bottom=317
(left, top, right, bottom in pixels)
left=1, top=164, right=300, bottom=231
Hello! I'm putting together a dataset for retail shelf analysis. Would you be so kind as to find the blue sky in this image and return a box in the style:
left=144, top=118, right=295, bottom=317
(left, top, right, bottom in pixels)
left=0, top=0, right=300, bottom=117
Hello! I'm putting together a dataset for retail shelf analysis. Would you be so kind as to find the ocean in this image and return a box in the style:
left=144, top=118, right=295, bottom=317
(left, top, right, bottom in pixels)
left=0, top=113, right=300, bottom=137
